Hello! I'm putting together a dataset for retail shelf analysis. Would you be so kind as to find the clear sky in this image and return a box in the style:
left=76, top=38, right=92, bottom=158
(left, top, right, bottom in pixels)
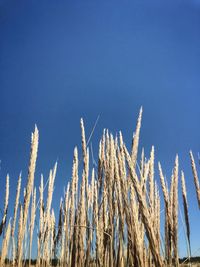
left=0, top=0, right=200, bottom=258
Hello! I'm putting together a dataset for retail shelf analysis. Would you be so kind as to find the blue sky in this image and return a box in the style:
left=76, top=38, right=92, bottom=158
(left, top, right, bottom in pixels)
left=0, top=0, right=200, bottom=258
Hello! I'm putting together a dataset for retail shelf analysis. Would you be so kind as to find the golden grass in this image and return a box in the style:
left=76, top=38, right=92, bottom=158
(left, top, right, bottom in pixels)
left=0, top=109, right=199, bottom=266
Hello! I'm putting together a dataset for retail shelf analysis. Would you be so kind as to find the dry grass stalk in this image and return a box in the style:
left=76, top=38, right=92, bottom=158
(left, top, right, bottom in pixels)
left=29, top=188, right=36, bottom=267
left=131, top=106, right=143, bottom=168
left=11, top=173, right=21, bottom=265
left=0, top=174, right=9, bottom=236
left=158, top=162, right=169, bottom=204
left=12, top=173, right=21, bottom=237
left=172, top=155, right=179, bottom=266
left=80, top=119, right=91, bottom=266
left=2, top=109, right=200, bottom=267
left=64, top=182, right=70, bottom=264
left=85, top=169, right=95, bottom=265
left=129, top=184, right=144, bottom=267
left=41, top=162, right=57, bottom=264
left=17, top=126, right=39, bottom=263
left=117, top=147, right=136, bottom=266
left=140, top=148, right=145, bottom=178
left=98, top=131, right=105, bottom=193
left=46, top=163, right=57, bottom=217
left=77, top=166, right=86, bottom=266
left=154, top=182, right=161, bottom=255
left=149, top=146, right=155, bottom=211
left=123, top=144, right=163, bottom=267
left=38, top=174, right=44, bottom=266
left=50, top=209, right=56, bottom=263
left=56, top=199, right=64, bottom=265
left=190, top=150, right=200, bottom=208
left=23, top=126, right=39, bottom=227
left=68, top=148, right=79, bottom=266
left=141, top=160, right=150, bottom=196
left=105, top=134, right=115, bottom=267
left=1, top=220, right=11, bottom=267
left=17, top=205, right=23, bottom=266
left=181, top=171, right=191, bottom=257
left=80, top=118, right=89, bottom=198
left=93, top=179, right=100, bottom=265
left=158, top=162, right=172, bottom=264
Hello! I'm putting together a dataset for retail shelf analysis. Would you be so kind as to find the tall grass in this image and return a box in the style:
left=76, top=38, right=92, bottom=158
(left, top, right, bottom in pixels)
left=0, top=110, right=199, bottom=266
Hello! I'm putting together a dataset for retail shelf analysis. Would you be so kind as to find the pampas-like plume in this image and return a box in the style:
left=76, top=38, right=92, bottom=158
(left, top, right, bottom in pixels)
left=123, top=144, right=163, bottom=267
left=46, top=163, right=57, bottom=216
left=12, top=173, right=21, bottom=237
left=23, top=126, right=39, bottom=226
left=158, top=161, right=172, bottom=264
left=68, top=147, right=79, bottom=266
left=18, top=126, right=39, bottom=263
left=154, top=182, right=161, bottom=254
left=140, top=148, right=145, bottom=178
left=77, top=168, right=86, bottom=267
left=149, top=146, right=155, bottom=210
left=172, top=155, right=179, bottom=266
left=158, top=162, right=169, bottom=204
left=80, top=118, right=89, bottom=196
left=16, top=126, right=38, bottom=266
left=190, top=150, right=200, bottom=208
left=181, top=171, right=191, bottom=257
left=43, top=163, right=57, bottom=249
left=2, top=110, right=200, bottom=267
left=131, top=106, right=143, bottom=168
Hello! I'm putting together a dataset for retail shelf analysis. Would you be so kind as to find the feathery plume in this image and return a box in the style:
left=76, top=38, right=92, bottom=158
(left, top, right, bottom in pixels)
left=190, top=150, right=200, bottom=208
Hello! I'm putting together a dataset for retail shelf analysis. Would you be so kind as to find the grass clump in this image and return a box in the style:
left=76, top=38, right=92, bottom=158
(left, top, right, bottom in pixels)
left=0, top=109, right=200, bottom=266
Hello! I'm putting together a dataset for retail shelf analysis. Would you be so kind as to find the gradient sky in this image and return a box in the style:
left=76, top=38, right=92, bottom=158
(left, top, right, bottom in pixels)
left=0, top=0, right=200, bottom=258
